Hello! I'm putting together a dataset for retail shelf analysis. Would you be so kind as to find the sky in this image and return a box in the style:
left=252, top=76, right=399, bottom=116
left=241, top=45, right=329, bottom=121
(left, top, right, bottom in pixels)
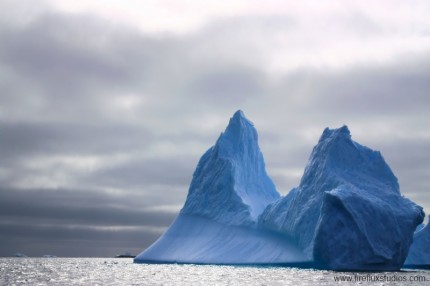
left=0, top=0, right=429, bottom=257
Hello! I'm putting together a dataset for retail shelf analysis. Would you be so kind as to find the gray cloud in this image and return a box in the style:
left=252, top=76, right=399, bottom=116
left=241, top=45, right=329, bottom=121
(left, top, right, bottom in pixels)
left=186, top=67, right=266, bottom=106
left=314, top=60, right=430, bottom=115
left=0, top=187, right=175, bottom=227
left=0, top=223, right=160, bottom=257
left=0, top=122, right=153, bottom=160
left=0, top=186, right=176, bottom=257
left=0, top=12, right=168, bottom=124
left=89, top=156, right=196, bottom=189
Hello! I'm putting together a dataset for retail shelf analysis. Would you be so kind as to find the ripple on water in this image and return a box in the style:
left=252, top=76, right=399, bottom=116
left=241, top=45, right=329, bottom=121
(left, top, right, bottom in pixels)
left=0, top=258, right=429, bottom=286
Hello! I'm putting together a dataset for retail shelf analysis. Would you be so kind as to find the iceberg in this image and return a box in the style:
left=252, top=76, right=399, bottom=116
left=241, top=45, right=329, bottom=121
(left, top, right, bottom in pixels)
left=404, top=216, right=430, bottom=269
left=42, top=255, right=58, bottom=258
left=15, top=252, right=27, bottom=258
left=134, top=110, right=307, bottom=264
left=134, top=112, right=424, bottom=270
left=259, top=126, right=424, bottom=270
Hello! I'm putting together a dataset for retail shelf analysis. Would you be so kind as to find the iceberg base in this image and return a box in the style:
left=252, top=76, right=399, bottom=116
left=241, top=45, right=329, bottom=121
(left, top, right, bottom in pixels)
left=134, top=214, right=308, bottom=265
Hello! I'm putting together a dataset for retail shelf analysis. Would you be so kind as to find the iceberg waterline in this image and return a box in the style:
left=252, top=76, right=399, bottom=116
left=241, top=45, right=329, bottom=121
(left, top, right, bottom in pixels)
left=135, top=110, right=426, bottom=270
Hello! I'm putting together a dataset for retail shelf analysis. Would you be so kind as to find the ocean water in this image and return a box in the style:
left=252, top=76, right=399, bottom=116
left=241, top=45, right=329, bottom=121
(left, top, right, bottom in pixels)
left=1, top=258, right=429, bottom=286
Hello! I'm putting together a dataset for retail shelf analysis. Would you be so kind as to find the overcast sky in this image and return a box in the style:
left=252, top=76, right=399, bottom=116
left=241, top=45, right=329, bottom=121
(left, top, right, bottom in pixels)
left=1, top=0, right=429, bottom=257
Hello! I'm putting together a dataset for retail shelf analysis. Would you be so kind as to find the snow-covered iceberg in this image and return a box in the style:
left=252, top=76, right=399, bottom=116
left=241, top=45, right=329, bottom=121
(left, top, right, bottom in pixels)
left=404, top=216, right=430, bottom=269
left=259, top=126, right=424, bottom=270
left=134, top=110, right=307, bottom=264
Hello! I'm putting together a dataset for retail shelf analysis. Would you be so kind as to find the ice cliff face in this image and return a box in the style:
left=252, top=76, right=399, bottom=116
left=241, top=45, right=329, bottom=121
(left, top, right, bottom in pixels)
left=404, top=216, right=430, bottom=268
left=259, top=126, right=424, bottom=270
left=181, top=110, right=280, bottom=226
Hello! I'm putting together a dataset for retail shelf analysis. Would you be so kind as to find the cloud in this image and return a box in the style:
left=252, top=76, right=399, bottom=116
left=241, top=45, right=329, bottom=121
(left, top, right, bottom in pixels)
left=0, top=121, right=153, bottom=159
left=0, top=186, right=176, bottom=257
left=186, top=67, right=267, bottom=106
left=0, top=187, right=176, bottom=227
left=312, top=59, right=430, bottom=115
left=89, top=156, right=196, bottom=189
left=0, top=222, right=161, bottom=257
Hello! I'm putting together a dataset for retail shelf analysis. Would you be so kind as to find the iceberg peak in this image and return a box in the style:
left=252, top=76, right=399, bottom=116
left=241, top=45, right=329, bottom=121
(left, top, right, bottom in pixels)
left=319, top=125, right=350, bottom=143
left=233, top=109, right=246, bottom=120
left=221, top=110, right=256, bottom=147
left=301, top=125, right=399, bottom=195
left=181, top=110, right=279, bottom=225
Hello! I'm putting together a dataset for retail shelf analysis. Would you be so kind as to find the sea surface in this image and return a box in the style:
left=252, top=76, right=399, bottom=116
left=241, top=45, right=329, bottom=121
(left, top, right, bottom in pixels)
left=1, top=258, right=429, bottom=285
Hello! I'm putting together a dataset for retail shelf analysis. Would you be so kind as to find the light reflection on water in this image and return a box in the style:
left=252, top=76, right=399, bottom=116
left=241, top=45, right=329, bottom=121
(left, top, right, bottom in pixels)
left=0, top=258, right=429, bottom=286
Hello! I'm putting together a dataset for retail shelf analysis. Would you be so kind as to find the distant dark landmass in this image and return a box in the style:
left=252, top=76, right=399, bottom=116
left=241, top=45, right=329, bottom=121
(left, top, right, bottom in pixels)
left=115, top=253, right=135, bottom=258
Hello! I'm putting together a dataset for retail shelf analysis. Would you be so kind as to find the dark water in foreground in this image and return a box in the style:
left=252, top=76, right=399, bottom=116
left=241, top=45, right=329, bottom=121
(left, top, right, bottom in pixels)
left=1, top=258, right=429, bottom=285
